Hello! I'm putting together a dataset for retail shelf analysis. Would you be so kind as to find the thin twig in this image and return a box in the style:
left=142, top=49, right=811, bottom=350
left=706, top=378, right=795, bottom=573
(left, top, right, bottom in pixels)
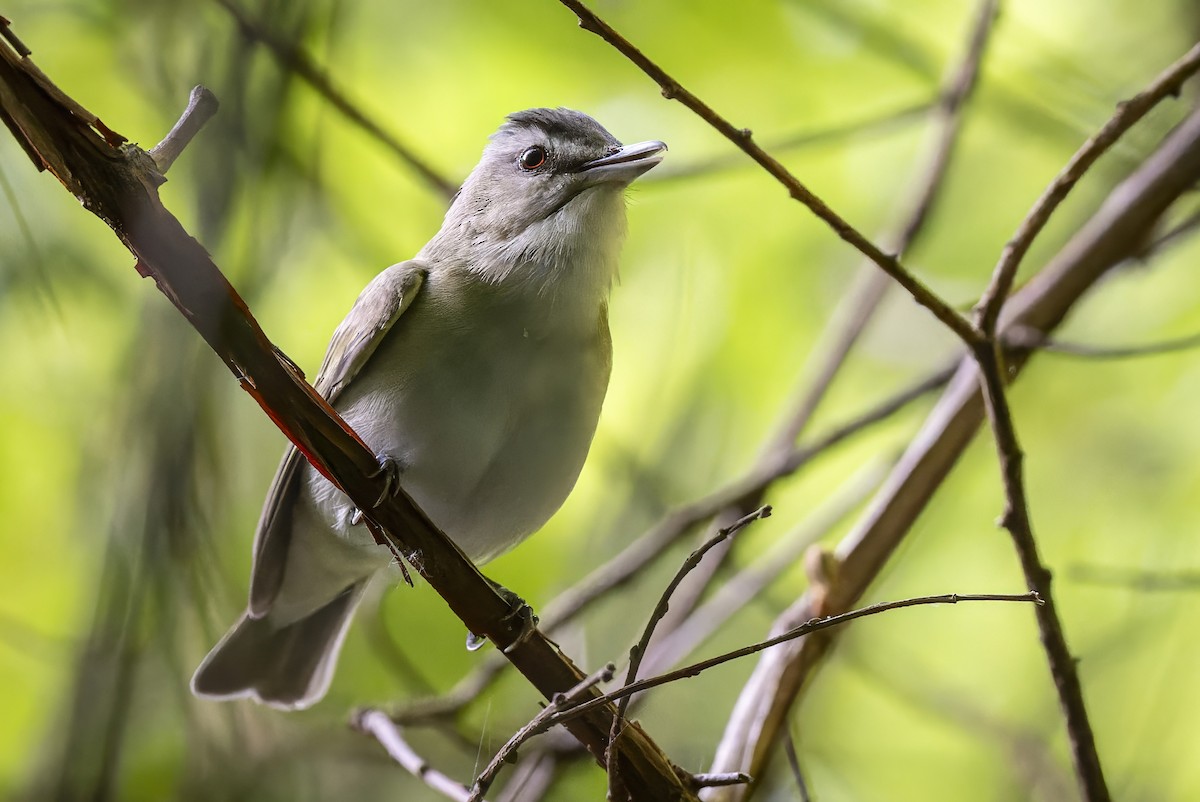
left=469, top=663, right=616, bottom=802
left=783, top=732, right=811, bottom=802
left=964, top=40, right=1200, bottom=802
left=556, top=0, right=980, bottom=345
left=704, top=107, right=1200, bottom=799
left=550, top=592, right=1042, bottom=730
left=388, top=365, right=954, bottom=726
left=690, top=773, right=752, bottom=790
left=1006, top=327, right=1200, bottom=360
left=649, top=101, right=933, bottom=182
left=616, top=506, right=771, bottom=723
left=1069, top=564, right=1200, bottom=591
left=213, top=0, right=458, bottom=199
left=353, top=710, right=475, bottom=802
left=148, top=86, right=219, bottom=174
left=972, top=347, right=1111, bottom=802
left=640, top=462, right=886, bottom=681
left=975, top=40, right=1200, bottom=335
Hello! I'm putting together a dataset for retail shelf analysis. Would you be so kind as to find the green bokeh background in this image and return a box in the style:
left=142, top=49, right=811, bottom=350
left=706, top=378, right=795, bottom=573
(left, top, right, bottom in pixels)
left=1, top=1, right=1198, bottom=800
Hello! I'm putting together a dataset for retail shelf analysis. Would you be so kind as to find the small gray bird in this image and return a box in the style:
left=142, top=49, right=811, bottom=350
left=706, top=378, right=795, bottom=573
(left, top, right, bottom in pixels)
left=192, top=108, right=665, bottom=709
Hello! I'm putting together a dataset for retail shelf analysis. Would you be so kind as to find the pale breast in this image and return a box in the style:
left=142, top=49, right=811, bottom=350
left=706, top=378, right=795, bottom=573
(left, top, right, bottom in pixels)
left=312, top=274, right=612, bottom=564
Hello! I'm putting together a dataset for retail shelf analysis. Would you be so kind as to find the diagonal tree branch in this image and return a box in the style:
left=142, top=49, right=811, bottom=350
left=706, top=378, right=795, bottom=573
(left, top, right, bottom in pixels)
left=0, top=28, right=695, bottom=802
left=554, top=0, right=980, bottom=346
left=704, top=106, right=1200, bottom=801
left=213, top=0, right=459, bottom=200
left=975, top=40, right=1200, bottom=336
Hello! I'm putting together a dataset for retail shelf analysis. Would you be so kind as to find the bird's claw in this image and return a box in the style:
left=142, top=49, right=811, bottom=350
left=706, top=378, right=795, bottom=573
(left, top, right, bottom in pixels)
left=465, top=583, right=539, bottom=653
left=369, top=454, right=402, bottom=507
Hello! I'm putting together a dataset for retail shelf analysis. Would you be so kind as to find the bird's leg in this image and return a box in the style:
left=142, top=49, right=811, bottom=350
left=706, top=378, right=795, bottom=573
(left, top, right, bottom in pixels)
left=350, top=454, right=403, bottom=526
left=466, top=579, right=539, bottom=653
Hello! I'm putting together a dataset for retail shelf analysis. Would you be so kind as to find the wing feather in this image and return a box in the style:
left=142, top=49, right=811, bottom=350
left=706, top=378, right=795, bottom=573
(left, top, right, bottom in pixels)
left=247, top=263, right=427, bottom=616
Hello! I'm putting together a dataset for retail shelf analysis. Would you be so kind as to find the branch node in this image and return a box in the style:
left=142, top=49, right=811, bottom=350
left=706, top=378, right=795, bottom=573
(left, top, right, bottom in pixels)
left=149, top=85, right=219, bottom=175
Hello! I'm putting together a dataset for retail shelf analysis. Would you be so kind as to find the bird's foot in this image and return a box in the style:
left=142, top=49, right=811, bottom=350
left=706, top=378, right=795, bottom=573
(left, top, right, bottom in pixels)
left=465, top=581, right=539, bottom=653
left=369, top=454, right=403, bottom=508
left=347, top=455, right=402, bottom=526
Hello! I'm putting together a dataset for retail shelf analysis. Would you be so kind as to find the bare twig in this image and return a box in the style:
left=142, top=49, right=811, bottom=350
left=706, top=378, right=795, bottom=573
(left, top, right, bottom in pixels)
left=616, top=506, right=771, bottom=723
left=470, top=664, right=616, bottom=802
left=353, top=710, right=475, bottom=802
left=972, top=344, right=1111, bottom=802
left=639, top=462, right=887, bottom=680
left=550, top=592, right=1042, bottom=729
left=1069, top=564, right=1200, bottom=591
left=690, top=773, right=752, bottom=790
left=975, top=40, right=1200, bottom=335
left=649, top=101, right=933, bottom=182
left=389, top=365, right=953, bottom=727
left=213, top=0, right=458, bottom=199
left=555, top=0, right=980, bottom=345
left=964, top=40, right=1200, bottom=802
left=0, top=27, right=695, bottom=800
left=1006, top=326, right=1200, bottom=360
left=704, top=107, right=1200, bottom=801
left=149, top=86, right=219, bottom=174
left=783, top=733, right=811, bottom=802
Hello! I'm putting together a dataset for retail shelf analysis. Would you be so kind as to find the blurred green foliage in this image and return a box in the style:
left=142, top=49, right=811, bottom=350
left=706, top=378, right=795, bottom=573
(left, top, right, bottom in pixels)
left=1, top=0, right=1198, bottom=800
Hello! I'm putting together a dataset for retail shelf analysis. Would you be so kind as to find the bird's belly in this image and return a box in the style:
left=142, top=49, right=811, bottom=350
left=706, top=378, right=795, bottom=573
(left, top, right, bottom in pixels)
left=318, top=327, right=609, bottom=564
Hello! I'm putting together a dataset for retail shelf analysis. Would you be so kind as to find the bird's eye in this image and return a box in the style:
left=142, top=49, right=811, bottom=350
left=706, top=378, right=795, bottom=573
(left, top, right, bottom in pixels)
left=519, top=146, right=547, bottom=171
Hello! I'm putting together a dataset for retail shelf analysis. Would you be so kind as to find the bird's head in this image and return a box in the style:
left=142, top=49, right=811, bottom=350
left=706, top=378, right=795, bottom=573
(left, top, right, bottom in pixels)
left=425, top=108, right=666, bottom=298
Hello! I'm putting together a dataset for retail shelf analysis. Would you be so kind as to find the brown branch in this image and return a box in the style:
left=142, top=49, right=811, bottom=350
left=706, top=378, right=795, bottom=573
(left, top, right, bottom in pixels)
left=974, top=40, right=1200, bottom=336
left=1006, top=326, right=1200, bottom=360
left=388, top=364, right=953, bottom=727
left=648, top=101, right=933, bottom=182
left=704, top=107, right=1200, bottom=800
left=212, top=0, right=459, bottom=200
left=638, top=462, right=886, bottom=680
left=550, top=592, right=1042, bottom=729
left=1068, top=565, right=1200, bottom=591
left=555, top=0, right=980, bottom=345
left=469, top=663, right=615, bottom=802
left=972, top=344, right=1110, bottom=801
left=965, top=40, right=1200, bottom=802
left=616, top=506, right=771, bottom=724
left=0, top=27, right=695, bottom=802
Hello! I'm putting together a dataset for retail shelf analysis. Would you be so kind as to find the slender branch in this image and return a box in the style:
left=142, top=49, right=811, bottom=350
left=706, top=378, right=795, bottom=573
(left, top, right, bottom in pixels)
left=1006, top=326, right=1200, bottom=360
left=975, top=40, right=1200, bottom=335
left=649, top=101, right=933, bottom=182
left=352, top=710, right=476, bottom=802
left=388, top=364, right=954, bottom=727
left=690, top=773, right=752, bottom=790
left=964, top=39, right=1200, bottom=802
left=783, top=733, right=811, bottom=802
left=616, top=506, right=771, bottom=724
left=212, top=0, right=458, bottom=200
left=470, top=664, right=615, bottom=802
left=148, top=85, right=219, bottom=174
left=1069, top=565, right=1200, bottom=591
left=639, top=462, right=886, bottom=680
left=973, top=345, right=1110, bottom=801
left=550, top=593, right=1042, bottom=729
left=704, top=108, right=1200, bottom=799
left=0, top=29, right=695, bottom=801
left=555, top=0, right=980, bottom=345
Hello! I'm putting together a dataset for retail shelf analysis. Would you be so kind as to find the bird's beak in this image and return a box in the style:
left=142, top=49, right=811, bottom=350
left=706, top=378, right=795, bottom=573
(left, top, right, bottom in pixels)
left=579, top=140, right=667, bottom=185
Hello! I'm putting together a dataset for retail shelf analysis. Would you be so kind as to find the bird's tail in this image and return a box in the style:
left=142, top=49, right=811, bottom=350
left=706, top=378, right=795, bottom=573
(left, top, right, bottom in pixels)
left=191, top=582, right=365, bottom=710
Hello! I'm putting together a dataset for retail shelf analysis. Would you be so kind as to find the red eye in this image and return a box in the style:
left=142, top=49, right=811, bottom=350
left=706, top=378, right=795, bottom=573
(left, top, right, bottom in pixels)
left=519, top=146, right=546, bottom=171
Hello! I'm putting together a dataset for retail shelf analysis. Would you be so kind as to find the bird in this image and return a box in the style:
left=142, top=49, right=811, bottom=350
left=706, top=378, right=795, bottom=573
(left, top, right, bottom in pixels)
left=191, top=108, right=666, bottom=709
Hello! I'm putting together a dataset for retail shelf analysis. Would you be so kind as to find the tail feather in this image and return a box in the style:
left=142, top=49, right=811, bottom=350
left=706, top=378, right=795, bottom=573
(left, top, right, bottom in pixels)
left=192, top=582, right=365, bottom=710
